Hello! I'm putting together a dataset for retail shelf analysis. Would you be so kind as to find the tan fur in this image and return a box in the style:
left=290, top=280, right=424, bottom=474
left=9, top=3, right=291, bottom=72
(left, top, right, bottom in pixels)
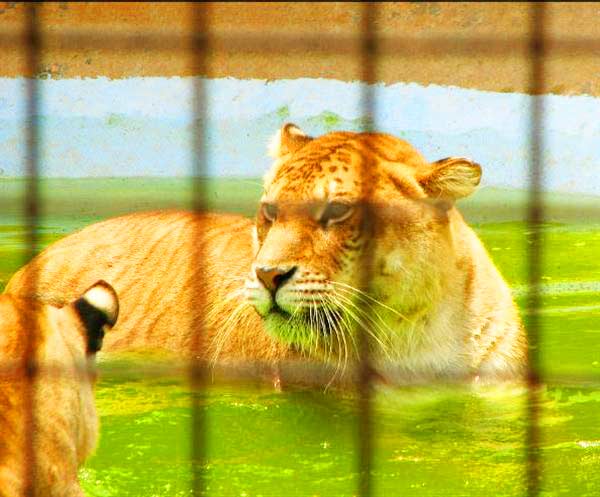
left=5, top=126, right=526, bottom=383
left=0, top=285, right=117, bottom=496
left=5, top=212, right=288, bottom=365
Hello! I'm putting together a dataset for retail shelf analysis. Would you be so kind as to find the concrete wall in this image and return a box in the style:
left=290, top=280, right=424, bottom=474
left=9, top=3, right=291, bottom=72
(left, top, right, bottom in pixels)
left=1, top=2, right=599, bottom=95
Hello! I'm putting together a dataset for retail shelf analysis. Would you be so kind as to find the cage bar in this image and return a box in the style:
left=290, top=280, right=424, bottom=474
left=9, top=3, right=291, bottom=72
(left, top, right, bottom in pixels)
left=2, top=29, right=600, bottom=56
left=189, top=4, right=210, bottom=496
left=525, top=3, right=546, bottom=497
left=22, top=3, right=41, bottom=496
left=355, top=3, right=378, bottom=496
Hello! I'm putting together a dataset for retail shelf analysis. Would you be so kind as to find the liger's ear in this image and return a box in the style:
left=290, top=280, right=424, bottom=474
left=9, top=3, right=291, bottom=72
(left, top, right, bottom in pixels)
left=72, top=280, right=119, bottom=355
left=267, top=123, right=313, bottom=159
left=418, top=157, right=482, bottom=201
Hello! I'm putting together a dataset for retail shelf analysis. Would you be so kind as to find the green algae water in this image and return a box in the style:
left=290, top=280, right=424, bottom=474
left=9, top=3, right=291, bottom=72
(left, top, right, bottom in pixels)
left=1, top=179, right=599, bottom=496
left=78, top=381, right=600, bottom=497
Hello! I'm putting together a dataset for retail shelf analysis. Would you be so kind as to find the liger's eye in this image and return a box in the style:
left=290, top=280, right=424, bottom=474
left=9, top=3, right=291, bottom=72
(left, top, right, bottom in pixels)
left=320, top=202, right=354, bottom=226
left=261, top=203, right=278, bottom=222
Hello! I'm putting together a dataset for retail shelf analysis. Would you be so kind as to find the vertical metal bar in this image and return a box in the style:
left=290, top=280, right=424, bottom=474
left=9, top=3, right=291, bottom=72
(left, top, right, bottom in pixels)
left=23, top=2, right=41, bottom=497
left=526, top=3, right=546, bottom=497
left=357, top=3, right=377, bottom=496
left=190, top=3, right=208, bottom=496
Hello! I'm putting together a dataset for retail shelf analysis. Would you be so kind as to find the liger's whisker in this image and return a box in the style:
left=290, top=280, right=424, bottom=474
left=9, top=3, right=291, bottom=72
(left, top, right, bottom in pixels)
left=326, top=293, right=351, bottom=380
left=332, top=290, right=394, bottom=362
left=330, top=281, right=413, bottom=323
left=321, top=295, right=344, bottom=386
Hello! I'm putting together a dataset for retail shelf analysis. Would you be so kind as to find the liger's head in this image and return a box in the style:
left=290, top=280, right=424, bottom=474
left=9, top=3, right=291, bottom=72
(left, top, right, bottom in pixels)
left=245, top=124, right=482, bottom=366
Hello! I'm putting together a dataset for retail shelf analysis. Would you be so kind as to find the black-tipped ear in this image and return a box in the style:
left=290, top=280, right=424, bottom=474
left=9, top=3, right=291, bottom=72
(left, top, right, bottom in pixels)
left=267, top=123, right=313, bottom=159
left=418, top=157, right=482, bottom=201
left=73, top=280, right=119, bottom=354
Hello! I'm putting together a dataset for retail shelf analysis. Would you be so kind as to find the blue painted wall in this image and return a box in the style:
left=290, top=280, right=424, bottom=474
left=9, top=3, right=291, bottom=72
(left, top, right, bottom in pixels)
left=0, top=77, right=598, bottom=194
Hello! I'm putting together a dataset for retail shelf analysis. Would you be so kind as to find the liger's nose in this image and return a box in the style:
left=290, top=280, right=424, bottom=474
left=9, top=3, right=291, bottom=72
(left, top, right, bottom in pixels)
left=255, top=266, right=297, bottom=294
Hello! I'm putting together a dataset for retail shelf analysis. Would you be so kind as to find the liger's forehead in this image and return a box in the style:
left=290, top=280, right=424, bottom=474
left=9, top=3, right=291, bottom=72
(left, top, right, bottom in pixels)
left=266, top=147, right=369, bottom=201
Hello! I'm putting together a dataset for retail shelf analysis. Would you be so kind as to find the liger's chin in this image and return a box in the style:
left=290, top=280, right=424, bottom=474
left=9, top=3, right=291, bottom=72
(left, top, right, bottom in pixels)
left=262, top=309, right=306, bottom=347
left=261, top=307, right=347, bottom=360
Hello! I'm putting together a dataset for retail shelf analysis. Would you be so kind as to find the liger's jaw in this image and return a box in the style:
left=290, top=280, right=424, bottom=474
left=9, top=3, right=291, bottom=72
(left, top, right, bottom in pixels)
left=245, top=274, right=367, bottom=362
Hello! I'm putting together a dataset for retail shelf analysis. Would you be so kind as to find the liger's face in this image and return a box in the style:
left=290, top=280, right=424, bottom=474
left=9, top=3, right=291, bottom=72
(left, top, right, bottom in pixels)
left=244, top=134, right=449, bottom=365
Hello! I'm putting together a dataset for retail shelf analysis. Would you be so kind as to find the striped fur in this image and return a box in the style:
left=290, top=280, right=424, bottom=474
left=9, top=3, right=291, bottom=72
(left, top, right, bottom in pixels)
left=5, top=211, right=288, bottom=364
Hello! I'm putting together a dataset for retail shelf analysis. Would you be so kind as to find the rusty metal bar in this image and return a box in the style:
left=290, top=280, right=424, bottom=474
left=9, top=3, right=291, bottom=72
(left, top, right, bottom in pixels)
left=525, top=3, right=546, bottom=497
left=1, top=357, right=599, bottom=383
left=2, top=360, right=599, bottom=388
left=1, top=29, right=600, bottom=56
left=356, top=3, right=378, bottom=496
left=22, top=3, right=41, bottom=497
left=190, top=4, right=209, bottom=496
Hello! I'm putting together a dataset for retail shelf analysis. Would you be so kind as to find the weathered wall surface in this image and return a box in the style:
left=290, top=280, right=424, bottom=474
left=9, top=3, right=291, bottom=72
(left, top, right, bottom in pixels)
left=1, top=2, right=599, bottom=95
